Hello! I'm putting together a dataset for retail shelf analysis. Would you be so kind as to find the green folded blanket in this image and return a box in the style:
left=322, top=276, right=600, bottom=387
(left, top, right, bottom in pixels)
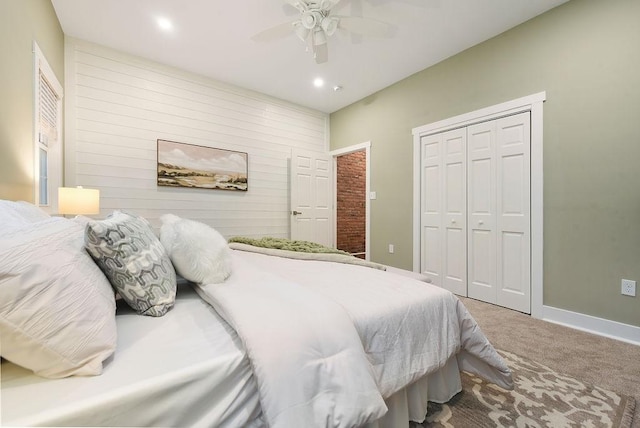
left=228, top=236, right=351, bottom=256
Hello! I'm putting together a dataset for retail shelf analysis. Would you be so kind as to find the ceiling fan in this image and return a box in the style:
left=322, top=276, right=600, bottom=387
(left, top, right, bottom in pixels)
left=251, top=0, right=394, bottom=64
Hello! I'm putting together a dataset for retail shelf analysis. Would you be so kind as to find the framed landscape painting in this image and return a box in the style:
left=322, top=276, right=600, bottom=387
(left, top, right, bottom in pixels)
left=157, top=139, right=248, bottom=191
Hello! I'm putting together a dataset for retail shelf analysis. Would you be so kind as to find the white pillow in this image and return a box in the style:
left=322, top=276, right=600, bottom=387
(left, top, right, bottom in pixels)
left=13, top=200, right=50, bottom=222
left=160, top=214, right=232, bottom=285
left=0, top=200, right=49, bottom=231
left=0, top=217, right=117, bottom=378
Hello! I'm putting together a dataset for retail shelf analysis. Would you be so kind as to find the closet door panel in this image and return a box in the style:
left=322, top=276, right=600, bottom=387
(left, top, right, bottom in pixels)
left=445, top=227, right=465, bottom=289
left=422, top=226, right=441, bottom=282
left=496, top=113, right=531, bottom=313
left=470, top=230, right=493, bottom=285
left=501, top=231, right=526, bottom=292
left=467, top=121, right=497, bottom=302
left=423, top=166, right=440, bottom=213
left=442, top=129, right=467, bottom=296
left=420, top=134, right=443, bottom=285
left=500, top=154, right=526, bottom=230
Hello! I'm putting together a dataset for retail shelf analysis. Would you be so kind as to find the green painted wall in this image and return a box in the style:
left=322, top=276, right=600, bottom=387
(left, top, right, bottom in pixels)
left=330, top=0, right=640, bottom=326
left=0, top=0, right=64, bottom=202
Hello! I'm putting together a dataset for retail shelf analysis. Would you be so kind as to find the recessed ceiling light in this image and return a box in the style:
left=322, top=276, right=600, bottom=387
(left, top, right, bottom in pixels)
left=313, top=78, right=324, bottom=88
left=157, top=17, right=173, bottom=31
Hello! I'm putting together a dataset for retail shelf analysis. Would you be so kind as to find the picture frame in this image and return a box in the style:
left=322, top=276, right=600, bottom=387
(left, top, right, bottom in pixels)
left=157, top=139, right=248, bottom=191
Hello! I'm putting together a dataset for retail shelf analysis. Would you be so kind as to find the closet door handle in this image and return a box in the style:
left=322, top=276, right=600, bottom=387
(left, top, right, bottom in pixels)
left=478, top=220, right=484, bottom=225
left=292, top=210, right=303, bottom=216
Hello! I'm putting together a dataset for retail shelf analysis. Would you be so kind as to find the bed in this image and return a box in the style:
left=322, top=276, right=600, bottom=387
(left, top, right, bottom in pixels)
left=0, top=201, right=512, bottom=427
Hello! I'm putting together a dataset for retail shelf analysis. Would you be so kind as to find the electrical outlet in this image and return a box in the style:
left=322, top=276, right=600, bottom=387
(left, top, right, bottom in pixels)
left=621, top=279, right=636, bottom=297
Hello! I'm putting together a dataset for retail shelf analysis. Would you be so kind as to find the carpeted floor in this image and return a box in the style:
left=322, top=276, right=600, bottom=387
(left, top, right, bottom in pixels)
left=458, top=297, right=640, bottom=428
left=416, top=350, right=635, bottom=427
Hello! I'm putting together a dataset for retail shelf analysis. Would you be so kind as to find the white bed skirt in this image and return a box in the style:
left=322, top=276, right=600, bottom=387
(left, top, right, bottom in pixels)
left=247, top=356, right=463, bottom=428
left=366, top=357, right=462, bottom=427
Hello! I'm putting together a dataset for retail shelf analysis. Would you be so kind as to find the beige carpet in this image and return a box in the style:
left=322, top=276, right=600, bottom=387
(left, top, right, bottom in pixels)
left=418, top=350, right=635, bottom=427
left=457, top=297, right=640, bottom=428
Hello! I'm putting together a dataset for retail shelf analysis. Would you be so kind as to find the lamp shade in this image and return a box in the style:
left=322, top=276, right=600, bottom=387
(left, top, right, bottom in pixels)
left=58, top=187, right=100, bottom=215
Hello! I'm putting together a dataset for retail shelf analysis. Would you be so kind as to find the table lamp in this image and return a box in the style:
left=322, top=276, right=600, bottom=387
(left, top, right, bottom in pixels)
left=58, top=186, right=100, bottom=216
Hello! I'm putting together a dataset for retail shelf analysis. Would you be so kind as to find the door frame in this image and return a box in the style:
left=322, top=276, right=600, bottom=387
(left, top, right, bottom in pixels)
left=412, top=92, right=545, bottom=319
left=330, top=141, right=371, bottom=260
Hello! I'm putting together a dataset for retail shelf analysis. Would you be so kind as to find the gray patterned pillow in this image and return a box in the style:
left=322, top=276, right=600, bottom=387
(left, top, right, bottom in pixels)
left=85, top=211, right=176, bottom=317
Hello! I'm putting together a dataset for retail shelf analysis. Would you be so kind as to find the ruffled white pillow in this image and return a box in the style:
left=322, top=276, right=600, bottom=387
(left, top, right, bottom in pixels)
left=160, top=214, right=232, bottom=285
left=0, top=200, right=50, bottom=231
left=0, top=216, right=117, bottom=378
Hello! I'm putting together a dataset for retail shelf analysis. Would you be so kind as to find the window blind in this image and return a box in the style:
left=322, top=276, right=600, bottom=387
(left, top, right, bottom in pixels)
left=39, top=71, right=59, bottom=146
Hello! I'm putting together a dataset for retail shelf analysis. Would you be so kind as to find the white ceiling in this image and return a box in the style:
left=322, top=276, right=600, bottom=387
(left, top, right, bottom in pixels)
left=51, top=0, right=567, bottom=113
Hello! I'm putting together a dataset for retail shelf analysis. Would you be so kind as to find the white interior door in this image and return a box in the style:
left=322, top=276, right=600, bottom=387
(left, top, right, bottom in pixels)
left=496, top=113, right=531, bottom=313
left=290, top=148, right=333, bottom=246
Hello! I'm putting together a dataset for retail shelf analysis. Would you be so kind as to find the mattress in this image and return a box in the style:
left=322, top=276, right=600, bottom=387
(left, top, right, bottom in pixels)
left=0, top=286, right=261, bottom=427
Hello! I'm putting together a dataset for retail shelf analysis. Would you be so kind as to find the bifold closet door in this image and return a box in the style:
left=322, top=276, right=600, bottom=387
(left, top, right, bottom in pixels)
left=467, top=120, right=497, bottom=303
left=419, top=112, right=531, bottom=311
left=467, top=112, right=531, bottom=312
left=420, top=128, right=467, bottom=296
left=496, top=113, right=531, bottom=313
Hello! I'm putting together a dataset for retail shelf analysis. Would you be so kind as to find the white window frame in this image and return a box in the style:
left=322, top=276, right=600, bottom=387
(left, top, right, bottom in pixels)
left=33, top=41, right=63, bottom=214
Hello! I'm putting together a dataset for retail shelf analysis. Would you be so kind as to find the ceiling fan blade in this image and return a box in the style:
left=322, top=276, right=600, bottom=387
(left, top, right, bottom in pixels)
left=251, top=21, right=296, bottom=42
left=336, top=16, right=394, bottom=37
left=366, top=0, right=439, bottom=7
left=314, top=43, right=328, bottom=64
left=284, top=0, right=303, bottom=8
left=319, top=0, right=343, bottom=10
left=282, top=2, right=301, bottom=16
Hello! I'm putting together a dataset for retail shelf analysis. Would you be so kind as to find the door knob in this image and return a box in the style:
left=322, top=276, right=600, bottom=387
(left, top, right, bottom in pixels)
left=292, top=210, right=303, bottom=215
left=478, top=220, right=484, bottom=225
left=451, top=219, right=456, bottom=224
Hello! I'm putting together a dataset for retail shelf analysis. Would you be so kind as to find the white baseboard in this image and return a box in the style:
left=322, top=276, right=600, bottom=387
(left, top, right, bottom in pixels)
left=542, top=305, right=640, bottom=346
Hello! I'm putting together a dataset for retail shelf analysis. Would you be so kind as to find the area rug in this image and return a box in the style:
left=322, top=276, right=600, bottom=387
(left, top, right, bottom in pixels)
left=417, top=350, right=636, bottom=428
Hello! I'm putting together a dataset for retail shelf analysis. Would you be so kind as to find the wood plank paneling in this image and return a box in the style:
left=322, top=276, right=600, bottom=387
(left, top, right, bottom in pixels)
left=65, top=38, right=328, bottom=237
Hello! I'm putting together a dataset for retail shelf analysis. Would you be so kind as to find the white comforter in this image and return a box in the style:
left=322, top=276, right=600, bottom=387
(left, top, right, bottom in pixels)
left=194, top=250, right=512, bottom=428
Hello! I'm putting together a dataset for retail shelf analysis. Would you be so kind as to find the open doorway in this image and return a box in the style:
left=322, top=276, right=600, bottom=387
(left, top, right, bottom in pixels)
left=332, top=142, right=370, bottom=260
left=336, top=151, right=366, bottom=258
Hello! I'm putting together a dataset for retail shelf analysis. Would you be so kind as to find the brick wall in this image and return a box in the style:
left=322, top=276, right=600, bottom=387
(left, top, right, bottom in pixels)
left=336, top=151, right=366, bottom=256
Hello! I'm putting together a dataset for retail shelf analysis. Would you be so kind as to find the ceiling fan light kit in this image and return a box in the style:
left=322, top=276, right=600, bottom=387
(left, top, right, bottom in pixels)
left=314, top=27, right=327, bottom=45
left=253, top=0, right=392, bottom=64
left=294, top=23, right=310, bottom=42
left=321, top=16, right=339, bottom=36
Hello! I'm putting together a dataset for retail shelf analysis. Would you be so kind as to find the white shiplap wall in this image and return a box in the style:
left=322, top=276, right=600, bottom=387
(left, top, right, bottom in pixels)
left=64, top=38, right=329, bottom=238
